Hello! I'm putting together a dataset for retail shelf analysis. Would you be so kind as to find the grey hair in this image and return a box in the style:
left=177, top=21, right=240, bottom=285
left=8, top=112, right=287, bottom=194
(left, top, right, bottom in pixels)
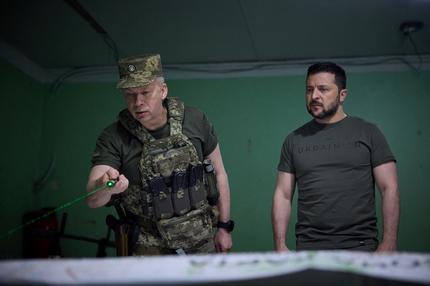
left=155, top=76, right=165, bottom=84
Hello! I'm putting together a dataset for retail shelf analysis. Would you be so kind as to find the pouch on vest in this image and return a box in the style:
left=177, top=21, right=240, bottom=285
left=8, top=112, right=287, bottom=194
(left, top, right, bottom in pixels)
left=203, top=160, right=219, bottom=206
left=140, top=189, right=154, bottom=218
left=171, top=170, right=191, bottom=216
left=149, top=177, right=174, bottom=220
left=188, top=164, right=207, bottom=209
left=155, top=146, right=191, bottom=178
left=156, top=208, right=213, bottom=250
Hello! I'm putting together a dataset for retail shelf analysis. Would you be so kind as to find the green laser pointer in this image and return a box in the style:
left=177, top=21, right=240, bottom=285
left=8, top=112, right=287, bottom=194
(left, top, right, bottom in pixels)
left=106, top=180, right=116, bottom=188
left=0, top=180, right=118, bottom=240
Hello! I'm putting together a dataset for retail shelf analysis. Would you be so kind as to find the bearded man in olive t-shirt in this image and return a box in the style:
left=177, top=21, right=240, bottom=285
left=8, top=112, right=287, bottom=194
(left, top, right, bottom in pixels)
left=272, top=62, right=400, bottom=251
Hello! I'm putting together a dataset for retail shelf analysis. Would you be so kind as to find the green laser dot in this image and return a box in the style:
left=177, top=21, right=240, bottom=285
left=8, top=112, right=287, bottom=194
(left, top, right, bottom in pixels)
left=106, top=180, right=116, bottom=188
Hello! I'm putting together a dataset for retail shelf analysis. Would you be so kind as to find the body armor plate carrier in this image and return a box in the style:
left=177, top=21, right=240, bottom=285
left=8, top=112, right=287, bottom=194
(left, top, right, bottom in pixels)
left=117, top=97, right=218, bottom=250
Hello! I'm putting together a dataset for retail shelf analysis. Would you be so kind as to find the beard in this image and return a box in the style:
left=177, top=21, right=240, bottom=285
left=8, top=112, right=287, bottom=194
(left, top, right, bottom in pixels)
left=307, top=94, right=340, bottom=119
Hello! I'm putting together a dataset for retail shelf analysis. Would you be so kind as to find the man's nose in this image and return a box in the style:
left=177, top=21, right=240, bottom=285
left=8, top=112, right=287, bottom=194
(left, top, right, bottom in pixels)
left=135, top=94, right=146, bottom=105
left=311, top=88, right=320, bottom=100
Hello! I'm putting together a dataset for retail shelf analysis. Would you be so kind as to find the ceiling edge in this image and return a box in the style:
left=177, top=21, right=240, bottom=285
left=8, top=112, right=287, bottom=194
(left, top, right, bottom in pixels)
left=0, top=40, right=54, bottom=83
left=1, top=41, right=429, bottom=84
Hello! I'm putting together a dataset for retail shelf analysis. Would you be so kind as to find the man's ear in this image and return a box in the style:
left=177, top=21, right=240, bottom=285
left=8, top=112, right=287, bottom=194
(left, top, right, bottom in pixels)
left=161, top=83, right=168, bottom=100
left=339, top=89, right=347, bottom=103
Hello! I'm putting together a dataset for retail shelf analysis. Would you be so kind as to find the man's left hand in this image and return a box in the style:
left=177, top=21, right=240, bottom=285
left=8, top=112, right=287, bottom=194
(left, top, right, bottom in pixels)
left=214, top=228, right=232, bottom=253
left=376, top=241, right=397, bottom=252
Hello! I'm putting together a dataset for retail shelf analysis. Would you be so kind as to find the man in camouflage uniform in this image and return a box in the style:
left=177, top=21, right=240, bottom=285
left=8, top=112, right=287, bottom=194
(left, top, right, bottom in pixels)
left=86, top=54, right=233, bottom=255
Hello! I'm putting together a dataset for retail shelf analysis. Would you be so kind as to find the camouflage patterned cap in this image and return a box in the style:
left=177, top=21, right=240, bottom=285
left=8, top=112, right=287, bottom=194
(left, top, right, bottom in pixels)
left=117, top=54, right=163, bottom=89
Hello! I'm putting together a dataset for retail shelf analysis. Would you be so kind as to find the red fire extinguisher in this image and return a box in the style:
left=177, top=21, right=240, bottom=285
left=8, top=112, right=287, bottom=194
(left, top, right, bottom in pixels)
left=22, top=207, right=62, bottom=258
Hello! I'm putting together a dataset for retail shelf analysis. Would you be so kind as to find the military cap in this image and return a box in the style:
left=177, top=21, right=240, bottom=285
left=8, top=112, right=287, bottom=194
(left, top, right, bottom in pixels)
left=117, top=54, right=163, bottom=89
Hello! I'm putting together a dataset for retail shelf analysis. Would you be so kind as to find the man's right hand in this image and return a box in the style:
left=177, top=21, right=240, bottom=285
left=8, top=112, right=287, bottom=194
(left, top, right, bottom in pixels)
left=97, top=167, right=129, bottom=195
left=86, top=165, right=129, bottom=208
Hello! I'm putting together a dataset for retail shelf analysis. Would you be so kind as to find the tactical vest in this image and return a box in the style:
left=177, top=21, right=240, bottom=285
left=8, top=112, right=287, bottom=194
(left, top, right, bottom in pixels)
left=117, top=97, right=218, bottom=250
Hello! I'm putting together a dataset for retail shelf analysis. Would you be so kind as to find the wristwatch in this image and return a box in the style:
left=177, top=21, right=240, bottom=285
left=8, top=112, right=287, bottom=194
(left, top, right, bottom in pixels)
left=217, top=220, right=235, bottom=232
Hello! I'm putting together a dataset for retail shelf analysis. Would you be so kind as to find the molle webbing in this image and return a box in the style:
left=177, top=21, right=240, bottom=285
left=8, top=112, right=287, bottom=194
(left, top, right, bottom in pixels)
left=118, top=97, right=204, bottom=219
left=117, top=98, right=215, bottom=251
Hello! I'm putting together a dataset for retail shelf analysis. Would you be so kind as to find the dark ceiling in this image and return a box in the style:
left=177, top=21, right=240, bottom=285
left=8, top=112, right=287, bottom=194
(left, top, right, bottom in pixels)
left=0, top=0, right=429, bottom=81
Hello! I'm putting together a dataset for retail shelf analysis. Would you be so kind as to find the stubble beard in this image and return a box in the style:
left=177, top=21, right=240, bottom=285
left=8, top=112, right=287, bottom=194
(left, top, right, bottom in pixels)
left=307, top=94, right=341, bottom=120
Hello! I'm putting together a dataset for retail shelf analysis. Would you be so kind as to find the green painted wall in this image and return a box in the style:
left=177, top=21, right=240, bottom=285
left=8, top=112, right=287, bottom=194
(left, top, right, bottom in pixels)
left=1, top=61, right=429, bottom=257
left=0, top=60, right=47, bottom=258
left=36, top=83, right=121, bottom=257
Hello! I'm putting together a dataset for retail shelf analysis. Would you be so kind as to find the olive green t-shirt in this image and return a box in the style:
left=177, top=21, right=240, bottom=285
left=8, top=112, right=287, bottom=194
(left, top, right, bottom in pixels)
left=91, top=105, right=218, bottom=186
left=278, top=116, right=396, bottom=250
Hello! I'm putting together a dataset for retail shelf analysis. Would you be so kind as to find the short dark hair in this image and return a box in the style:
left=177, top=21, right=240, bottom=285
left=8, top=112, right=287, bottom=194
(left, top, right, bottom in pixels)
left=306, top=62, right=346, bottom=90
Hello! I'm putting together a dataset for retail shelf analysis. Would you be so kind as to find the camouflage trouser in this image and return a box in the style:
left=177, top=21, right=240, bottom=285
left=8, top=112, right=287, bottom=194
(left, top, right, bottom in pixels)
left=132, top=228, right=216, bottom=255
